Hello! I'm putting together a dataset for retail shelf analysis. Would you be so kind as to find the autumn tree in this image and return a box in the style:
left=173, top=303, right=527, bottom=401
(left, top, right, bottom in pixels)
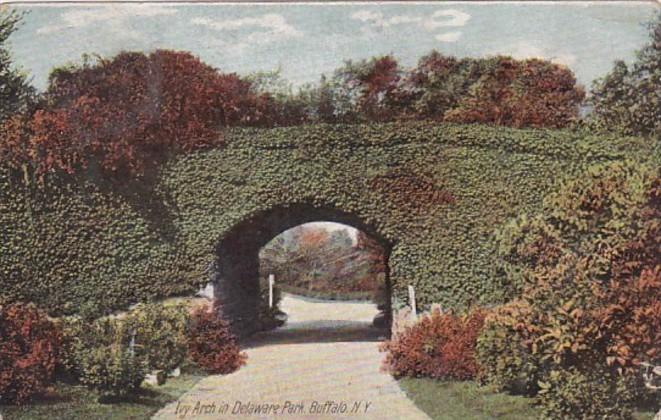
left=590, top=12, right=661, bottom=138
left=259, top=225, right=386, bottom=297
left=479, top=162, right=661, bottom=417
left=444, top=56, right=585, bottom=128
left=5, top=50, right=274, bottom=177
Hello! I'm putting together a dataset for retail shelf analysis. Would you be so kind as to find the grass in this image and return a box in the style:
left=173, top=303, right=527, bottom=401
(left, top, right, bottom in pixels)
left=399, top=378, right=540, bottom=420
left=399, top=378, right=659, bottom=420
left=0, top=373, right=205, bottom=420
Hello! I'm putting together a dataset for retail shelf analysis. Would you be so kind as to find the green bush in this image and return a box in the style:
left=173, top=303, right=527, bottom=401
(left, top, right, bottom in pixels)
left=475, top=309, right=540, bottom=396
left=58, top=302, right=189, bottom=395
left=536, top=368, right=638, bottom=420
left=57, top=316, right=86, bottom=379
left=78, top=344, right=148, bottom=403
left=125, top=303, right=189, bottom=376
left=61, top=315, right=148, bottom=402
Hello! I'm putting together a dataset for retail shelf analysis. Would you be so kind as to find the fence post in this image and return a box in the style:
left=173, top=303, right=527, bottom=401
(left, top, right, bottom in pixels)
left=408, top=284, right=417, bottom=319
left=269, top=274, right=275, bottom=308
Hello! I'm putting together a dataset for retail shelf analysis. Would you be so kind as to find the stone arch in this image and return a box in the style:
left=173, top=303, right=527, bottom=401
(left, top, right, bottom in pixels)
left=212, top=203, right=393, bottom=335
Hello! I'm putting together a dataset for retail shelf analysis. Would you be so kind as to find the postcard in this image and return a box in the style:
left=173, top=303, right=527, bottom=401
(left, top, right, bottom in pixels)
left=0, top=1, right=659, bottom=419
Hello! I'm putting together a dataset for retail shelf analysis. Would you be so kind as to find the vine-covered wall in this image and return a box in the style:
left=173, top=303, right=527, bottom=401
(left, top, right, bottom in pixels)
left=1, top=122, right=655, bottom=319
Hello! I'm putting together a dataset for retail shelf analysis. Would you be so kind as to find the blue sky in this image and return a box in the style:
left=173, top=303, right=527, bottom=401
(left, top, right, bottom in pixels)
left=6, top=2, right=659, bottom=92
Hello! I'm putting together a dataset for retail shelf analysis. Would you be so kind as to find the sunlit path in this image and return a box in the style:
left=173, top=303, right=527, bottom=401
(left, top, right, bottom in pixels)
left=152, top=294, right=429, bottom=420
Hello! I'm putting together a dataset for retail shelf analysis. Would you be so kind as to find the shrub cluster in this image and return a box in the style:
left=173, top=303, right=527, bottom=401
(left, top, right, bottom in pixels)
left=126, top=303, right=189, bottom=374
left=59, top=316, right=147, bottom=401
left=477, top=161, right=661, bottom=418
left=58, top=302, right=190, bottom=401
left=0, top=303, right=60, bottom=405
left=187, top=304, right=246, bottom=374
left=381, top=308, right=487, bottom=381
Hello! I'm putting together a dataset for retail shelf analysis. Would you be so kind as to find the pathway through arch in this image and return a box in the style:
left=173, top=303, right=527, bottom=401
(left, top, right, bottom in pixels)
left=153, top=294, right=429, bottom=419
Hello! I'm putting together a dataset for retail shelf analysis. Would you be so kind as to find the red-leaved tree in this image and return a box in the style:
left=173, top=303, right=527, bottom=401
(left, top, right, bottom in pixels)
left=7, top=50, right=273, bottom=176
left=444, top=57, right=585, bottom=128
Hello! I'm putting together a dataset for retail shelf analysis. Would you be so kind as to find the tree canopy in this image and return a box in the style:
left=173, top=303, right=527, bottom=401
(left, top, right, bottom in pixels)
left=0, top=10, right=35, bottom=125
left=590, top=12, right=661, bottom=138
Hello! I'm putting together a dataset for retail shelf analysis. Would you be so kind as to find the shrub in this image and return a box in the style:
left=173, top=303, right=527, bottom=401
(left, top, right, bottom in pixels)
left=78, top=344, right=147, bottom=403
left=475, top=302, right=541, bottom=396
left=187, top=303, right=246, bottom=374
left=125, top=303, right=189, bottom=376
left=56, top=315, right=86, bottom=379
left=64, top=316, right=148, bottom=402
left=59, top=302, right=189, bottom=387
left=479, top=162, right=661, bottom=416
left=0, top=303, right=60, bottom=405
left=536, top=367, right=638, bottom=420
left=381, top=308, right=487, bottom=380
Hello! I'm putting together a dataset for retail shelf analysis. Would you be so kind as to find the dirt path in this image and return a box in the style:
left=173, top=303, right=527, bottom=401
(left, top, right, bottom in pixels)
left=153, top=294, right=429, bottom=420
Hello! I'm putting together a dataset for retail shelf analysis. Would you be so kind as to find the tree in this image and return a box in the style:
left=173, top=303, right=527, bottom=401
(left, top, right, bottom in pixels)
left=7, top=50, right=273, bottom=177
left=590, top=12, right=661, bottom=138
left=246, top=68, right=311, bottom=126
left=444, top=56, right=585, bottom=128
left=400, top=51, right=483, bottom=120
left=259, top=225, right=386, bottom=296
left=323, top=55, right=403, bottom=122
left=0, top=10, right=35, bottom=125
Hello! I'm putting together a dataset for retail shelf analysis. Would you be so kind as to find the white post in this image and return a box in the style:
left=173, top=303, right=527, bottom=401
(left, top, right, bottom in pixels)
left=408, top=284, right=417, bottom=319
left=268, top=274, right=275, bottom=308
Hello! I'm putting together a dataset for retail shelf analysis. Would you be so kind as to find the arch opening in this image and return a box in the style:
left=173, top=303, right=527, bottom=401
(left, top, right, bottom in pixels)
left=211, top=204, right=393, bottom=338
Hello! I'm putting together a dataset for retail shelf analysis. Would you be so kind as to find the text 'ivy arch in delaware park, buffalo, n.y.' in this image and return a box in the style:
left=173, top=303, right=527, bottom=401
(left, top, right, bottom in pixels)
left=0, top=122, right=656, bottom=334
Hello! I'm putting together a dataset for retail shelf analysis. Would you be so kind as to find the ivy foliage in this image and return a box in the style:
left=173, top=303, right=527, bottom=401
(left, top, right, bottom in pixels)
left=0, top=122, right=657, bottom=317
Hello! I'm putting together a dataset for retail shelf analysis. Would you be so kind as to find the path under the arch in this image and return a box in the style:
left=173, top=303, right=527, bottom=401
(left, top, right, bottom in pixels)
left=153, top=294, right=430, bottom=420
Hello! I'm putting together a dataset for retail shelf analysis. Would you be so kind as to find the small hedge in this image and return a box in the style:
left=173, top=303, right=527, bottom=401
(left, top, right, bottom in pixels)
left=1, top=122, right=656, bottom=320
left=381, top=308, right=487, bottom=381
left=0, top=303, right=60, bottom=405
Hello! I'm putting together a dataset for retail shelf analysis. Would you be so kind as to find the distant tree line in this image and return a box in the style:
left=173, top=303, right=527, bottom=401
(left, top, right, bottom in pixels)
left=259, top=225, right=386, bottom=298
left=249, top=52, right=586, bottom=129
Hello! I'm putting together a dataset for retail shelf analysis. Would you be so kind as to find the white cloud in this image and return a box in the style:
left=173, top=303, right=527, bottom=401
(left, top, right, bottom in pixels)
left=350, top=8, right=470, bottom=30
left=424, top=10, right=472, bottom=30
left=350, top=8, right=470, bottom=44
left=495, top=41, right=577, bottom=67
left=191, top=14, right=302, bottom=46
left=36, top=5, right=176, bottom=35
left=435, top=32, right=462, bottom=43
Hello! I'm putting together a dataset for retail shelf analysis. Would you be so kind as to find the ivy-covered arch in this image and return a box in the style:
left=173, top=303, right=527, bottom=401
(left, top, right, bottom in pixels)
left=213, top=203, right=393, bottom=333
left=0, top=122, right=655, bottom=325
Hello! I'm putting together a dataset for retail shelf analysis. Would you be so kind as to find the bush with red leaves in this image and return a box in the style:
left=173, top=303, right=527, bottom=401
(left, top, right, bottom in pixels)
left=0, top=303, right=60, bottom=405
left=381, top=308, right=487, bottom=380
left=187, top=304, right=246, bottom=374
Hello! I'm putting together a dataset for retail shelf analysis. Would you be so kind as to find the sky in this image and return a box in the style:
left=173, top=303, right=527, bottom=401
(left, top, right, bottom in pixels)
left=5, top=2, right=659, bottom=92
